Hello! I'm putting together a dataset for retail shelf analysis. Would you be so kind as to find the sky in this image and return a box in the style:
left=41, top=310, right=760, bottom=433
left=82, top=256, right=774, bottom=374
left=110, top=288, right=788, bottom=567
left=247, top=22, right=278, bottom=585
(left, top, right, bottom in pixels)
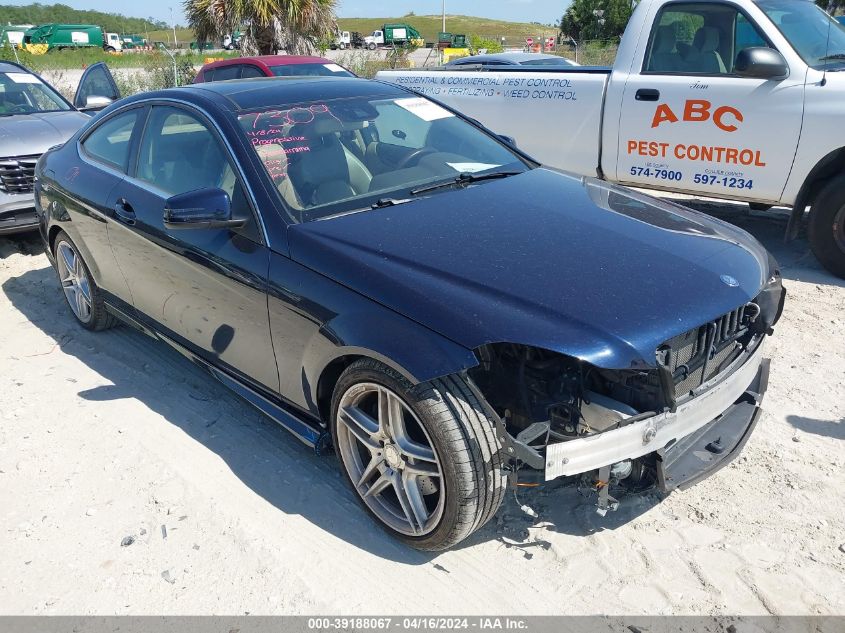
left=0, top=0, right=566, bottom=27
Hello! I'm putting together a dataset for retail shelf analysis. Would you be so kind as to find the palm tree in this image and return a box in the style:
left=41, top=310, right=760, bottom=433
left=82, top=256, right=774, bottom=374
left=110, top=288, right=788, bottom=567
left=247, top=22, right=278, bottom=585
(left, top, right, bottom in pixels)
left=185, top=0, right=337, bottom=56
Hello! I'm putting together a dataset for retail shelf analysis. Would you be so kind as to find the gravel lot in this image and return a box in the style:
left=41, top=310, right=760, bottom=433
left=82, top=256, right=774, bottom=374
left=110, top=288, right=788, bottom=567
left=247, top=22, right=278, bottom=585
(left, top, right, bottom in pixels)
left=0, top=204, right=842, bottom=615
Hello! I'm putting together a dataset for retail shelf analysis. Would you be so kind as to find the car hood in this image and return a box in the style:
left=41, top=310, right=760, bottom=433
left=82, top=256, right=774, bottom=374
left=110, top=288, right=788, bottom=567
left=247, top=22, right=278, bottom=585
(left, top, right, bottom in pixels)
left=289, top=169, right=770, bottom=370
left=0, top=111, right=89, bottom=157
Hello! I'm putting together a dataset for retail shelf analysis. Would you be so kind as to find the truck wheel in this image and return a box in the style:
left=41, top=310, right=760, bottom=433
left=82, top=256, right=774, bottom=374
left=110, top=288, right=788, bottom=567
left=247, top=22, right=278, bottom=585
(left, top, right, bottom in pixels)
left=331, top=359, right=506, bottom=550
left=808, top=176, right=845, bottom=279
left=338, top=42, right=346, bottom=50
left=368, top=42, right=377, bottom=50
left=105, top=46, right=115, bottom=52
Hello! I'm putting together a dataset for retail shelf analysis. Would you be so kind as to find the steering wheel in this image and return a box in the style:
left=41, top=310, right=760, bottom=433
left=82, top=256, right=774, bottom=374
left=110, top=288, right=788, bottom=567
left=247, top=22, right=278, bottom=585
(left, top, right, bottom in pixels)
left=396, top=148, right=437, bottom=170
left=1, top=104, right=31, bottom=114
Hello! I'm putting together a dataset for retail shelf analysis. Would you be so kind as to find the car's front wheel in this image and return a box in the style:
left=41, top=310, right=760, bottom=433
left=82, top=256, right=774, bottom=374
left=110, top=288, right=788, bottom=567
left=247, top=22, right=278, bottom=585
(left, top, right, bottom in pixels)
left=54, top=231, right=116, bottom=331
left=331, top=359, right=506, bottom=550
left=809, top=176, right=845, bottom=279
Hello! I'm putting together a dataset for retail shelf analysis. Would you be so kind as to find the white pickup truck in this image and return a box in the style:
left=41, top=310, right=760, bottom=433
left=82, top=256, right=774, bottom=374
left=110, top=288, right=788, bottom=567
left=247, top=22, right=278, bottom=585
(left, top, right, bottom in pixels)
left=378, top=0, right=845, bottom=278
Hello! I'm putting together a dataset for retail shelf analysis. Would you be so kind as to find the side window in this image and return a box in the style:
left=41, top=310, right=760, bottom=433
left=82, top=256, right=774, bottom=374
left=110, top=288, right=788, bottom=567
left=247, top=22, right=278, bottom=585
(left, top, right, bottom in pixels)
left=136, top=106, right=259, bottom=239
left=240, top=65, right=265, bottom=78
left=81, top=110, right=138, bottom=171
left=372, top=102, right=430, bottom=149
left=201, top=68, right=215, bottom=82
left=212, top=64, right=241, bottom=81
left=645, top=3, right=770, bottom=75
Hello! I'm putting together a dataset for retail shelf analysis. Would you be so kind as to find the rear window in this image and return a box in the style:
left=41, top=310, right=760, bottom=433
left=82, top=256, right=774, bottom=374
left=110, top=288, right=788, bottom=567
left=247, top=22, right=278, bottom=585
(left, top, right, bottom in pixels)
left=269, top=63, right=354, bottom=78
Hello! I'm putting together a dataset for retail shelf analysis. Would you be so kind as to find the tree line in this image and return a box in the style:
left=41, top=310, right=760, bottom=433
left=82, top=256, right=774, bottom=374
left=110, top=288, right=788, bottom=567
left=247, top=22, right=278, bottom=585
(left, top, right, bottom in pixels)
left=0, top=3, right=168, bottom=33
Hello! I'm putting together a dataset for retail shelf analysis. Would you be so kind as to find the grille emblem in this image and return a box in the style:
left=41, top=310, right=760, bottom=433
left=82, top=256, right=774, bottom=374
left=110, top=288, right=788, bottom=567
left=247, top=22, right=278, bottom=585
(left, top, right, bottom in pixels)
left=720, top=274, right=740, bottom=287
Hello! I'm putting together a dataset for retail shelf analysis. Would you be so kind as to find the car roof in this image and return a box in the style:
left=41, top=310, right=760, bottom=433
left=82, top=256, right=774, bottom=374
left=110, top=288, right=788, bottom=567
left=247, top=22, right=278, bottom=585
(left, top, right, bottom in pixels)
left=180, top=76, right=405, bottom=111
left=452, top=52, right=568, bottom=65
left=0, top=61, right=32, bottom=73
left=203, top=55, right=333, bottom=70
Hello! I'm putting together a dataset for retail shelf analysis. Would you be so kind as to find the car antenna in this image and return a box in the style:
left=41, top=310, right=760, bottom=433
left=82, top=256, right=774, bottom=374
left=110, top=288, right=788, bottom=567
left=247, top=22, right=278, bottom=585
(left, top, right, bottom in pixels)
left=822, top=5, right=833, bottom=87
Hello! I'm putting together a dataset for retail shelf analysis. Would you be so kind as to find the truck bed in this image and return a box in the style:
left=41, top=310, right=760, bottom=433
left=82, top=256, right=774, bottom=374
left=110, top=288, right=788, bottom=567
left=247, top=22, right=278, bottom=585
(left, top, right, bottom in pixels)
left=377, top=66, right=610, bottom=174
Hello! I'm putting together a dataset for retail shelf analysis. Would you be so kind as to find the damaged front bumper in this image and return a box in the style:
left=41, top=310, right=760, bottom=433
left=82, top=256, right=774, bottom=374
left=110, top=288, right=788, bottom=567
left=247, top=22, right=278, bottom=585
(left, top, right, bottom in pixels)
left=545, top=340, right=768, bottom=487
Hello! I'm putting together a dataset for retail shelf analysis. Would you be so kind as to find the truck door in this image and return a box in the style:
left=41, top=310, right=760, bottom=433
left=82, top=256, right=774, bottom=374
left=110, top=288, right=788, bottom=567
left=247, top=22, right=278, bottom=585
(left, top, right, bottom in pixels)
left=615, top=2, right=804, bottom=204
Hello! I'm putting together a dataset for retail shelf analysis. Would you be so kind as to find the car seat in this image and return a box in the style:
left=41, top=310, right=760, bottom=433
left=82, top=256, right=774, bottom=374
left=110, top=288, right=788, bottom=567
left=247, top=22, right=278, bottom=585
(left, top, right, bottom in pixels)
left=688, top=26, right=727, bottom=73
left=287, top=118, right=373, bottom=206
left=650, top=25, right=682, bottom=72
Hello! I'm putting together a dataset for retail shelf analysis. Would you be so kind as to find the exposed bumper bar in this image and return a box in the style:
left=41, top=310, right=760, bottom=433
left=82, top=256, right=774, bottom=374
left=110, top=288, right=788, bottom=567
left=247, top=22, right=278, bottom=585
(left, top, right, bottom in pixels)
left=545, top=340, right=767, bottom=480
left=657, top=357, right=769, bottom=491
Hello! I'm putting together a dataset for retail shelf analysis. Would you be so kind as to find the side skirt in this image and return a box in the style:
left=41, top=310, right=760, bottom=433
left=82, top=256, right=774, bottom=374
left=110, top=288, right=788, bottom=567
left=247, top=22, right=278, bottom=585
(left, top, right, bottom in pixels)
left=104, top=302, right=324, bottom=448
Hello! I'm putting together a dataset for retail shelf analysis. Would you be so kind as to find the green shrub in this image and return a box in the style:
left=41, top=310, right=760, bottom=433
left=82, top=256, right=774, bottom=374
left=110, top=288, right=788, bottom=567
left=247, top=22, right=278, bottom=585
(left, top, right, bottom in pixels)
left=468, top=35, right=504, bottom=54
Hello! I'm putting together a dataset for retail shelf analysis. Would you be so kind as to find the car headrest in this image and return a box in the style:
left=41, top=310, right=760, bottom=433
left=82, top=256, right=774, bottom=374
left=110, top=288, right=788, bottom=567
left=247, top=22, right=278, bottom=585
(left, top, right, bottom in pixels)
left=654, top=25, right=677, bottom=53
left=693, top=26, right=721, bottom=53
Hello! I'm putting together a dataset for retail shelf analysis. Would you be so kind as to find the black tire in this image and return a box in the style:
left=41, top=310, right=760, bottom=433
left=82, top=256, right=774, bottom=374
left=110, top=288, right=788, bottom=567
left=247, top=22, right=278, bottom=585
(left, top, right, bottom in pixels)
left=368, top=42, right=377, bottom=51
left=53, top=231, right=117, bottom=331
left=338, top=42, right=346, bottom=50
left=331, top=358, right=506, bottom=550
left=809, top=176, right=845, bottom=279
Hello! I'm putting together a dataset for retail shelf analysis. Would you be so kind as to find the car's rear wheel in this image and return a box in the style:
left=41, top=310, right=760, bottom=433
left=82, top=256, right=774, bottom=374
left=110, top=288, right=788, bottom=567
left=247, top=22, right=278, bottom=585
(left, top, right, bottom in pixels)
left=331, top=359, right=506, bottom=550
left=809, top=175, right=845, bottom=279
left=54, top=231, right=116, bottom=331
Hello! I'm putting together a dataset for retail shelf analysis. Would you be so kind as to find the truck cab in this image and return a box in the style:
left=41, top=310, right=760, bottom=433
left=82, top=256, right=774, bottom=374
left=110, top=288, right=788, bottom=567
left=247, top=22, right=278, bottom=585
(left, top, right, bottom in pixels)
left=104, top=32, right=122, bottom=52
left=377, top=0, right=845, bottom=278
left=365, top=30, right=384, bottom=50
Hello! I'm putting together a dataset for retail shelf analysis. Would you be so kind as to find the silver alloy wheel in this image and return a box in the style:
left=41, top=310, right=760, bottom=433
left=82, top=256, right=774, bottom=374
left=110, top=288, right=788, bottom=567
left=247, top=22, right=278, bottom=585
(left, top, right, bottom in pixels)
left=56, top=240, right=93, bottom=323
left=336, top=382, right=445, bottom=536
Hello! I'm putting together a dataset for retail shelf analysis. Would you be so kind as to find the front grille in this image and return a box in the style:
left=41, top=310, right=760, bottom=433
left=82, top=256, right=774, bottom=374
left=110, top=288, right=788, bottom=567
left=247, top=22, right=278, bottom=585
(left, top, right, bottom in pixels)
left=658, top=303, right=759, bottom=403
left=0, top=155, right=39, bottom=194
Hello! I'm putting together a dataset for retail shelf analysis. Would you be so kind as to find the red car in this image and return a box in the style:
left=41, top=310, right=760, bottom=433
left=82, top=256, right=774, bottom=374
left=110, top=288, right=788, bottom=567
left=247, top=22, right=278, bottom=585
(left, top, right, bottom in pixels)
left=194, top=55, right=355, bottom=82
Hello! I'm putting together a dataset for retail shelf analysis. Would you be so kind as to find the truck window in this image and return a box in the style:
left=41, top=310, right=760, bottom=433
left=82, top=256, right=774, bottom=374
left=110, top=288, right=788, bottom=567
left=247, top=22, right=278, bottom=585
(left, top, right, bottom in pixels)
left=645, top=3, right=771, bottom=75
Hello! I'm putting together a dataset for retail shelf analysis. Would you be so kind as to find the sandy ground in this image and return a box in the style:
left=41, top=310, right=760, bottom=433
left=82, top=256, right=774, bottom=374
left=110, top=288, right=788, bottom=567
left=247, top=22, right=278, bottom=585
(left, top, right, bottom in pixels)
left=0, top=205, right=843, bottom=615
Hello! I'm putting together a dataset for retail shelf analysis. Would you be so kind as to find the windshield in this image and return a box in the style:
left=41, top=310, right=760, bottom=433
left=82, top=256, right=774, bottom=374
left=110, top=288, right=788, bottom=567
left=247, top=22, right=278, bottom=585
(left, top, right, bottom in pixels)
left=239, top=94, right=530, bottom=222
left=0, top=70, right=70, bottom=114
left=757, top=0, right=845, bottom=69
left=270, top=63, right=355, bottom=78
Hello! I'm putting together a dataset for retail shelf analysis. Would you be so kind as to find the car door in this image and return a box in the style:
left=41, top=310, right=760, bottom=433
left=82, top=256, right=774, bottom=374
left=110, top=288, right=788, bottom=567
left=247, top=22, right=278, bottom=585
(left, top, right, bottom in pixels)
left=615, top=2, right=804, bottom=203
left=61, top=106, right=143, bottom=307
left=73, top=62, right=121, bottom=113
left=107, top=103, right=279, bottom=393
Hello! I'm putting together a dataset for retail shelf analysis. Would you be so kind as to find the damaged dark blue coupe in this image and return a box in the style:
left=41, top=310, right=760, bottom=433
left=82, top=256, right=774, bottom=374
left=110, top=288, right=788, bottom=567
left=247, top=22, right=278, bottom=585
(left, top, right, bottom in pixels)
left=35, top=76, right=785, bottom=550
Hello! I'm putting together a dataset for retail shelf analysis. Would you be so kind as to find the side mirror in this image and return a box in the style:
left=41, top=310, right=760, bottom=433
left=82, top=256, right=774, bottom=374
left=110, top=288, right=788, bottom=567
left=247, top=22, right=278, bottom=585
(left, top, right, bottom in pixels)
left=497, top=134, right=517, bottom=148
left=163, top=188, right=246, bottom=230
left=81, top=95, right=114, bottom=111
left=735, top=47, right=789, bottom=80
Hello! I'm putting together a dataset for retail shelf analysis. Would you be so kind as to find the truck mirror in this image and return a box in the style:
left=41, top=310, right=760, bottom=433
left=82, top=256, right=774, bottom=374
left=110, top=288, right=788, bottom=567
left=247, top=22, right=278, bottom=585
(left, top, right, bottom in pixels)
left=735, top=47, right=788, bottom=80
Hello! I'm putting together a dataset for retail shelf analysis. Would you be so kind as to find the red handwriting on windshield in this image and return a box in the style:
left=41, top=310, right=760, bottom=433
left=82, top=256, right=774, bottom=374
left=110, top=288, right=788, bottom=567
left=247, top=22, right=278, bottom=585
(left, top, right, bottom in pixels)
left=243, top=103, right=341, bottom=130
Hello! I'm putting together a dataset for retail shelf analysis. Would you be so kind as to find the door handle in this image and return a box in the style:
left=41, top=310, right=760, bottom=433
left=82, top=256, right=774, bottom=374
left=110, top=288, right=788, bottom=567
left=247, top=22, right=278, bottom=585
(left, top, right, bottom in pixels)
left=114, top=199, right=136, bottom=225
left=635, top=88, right=660, bottom=102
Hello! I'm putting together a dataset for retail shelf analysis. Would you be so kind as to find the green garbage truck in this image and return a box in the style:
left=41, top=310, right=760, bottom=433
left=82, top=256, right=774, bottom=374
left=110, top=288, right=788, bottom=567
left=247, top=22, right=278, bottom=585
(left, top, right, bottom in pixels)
left=23, top=24, right=123, bottom=52
left=363, top=23, right=424, bottom=50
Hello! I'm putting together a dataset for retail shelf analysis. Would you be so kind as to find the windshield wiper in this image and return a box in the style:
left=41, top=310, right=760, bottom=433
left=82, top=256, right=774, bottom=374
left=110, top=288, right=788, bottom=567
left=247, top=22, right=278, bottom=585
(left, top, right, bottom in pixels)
left=820, top=53, right=845, bottom=61
left=410, top=170, right=522, bottom=196
left=371, top=197, right=413, bottom=209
